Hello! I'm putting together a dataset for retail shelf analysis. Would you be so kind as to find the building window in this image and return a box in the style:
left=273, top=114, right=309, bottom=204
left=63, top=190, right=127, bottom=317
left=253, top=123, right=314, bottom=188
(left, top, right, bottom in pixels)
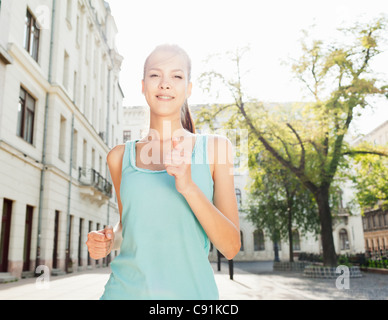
left=373, top=215, right=379, bottom=228
left=253, top=229, right=265, bottom=251
left=23, top=205, right=34, bottom=272
left=59, top=115, right=67, bottom=161
left=72, top=129, right=78, bottom=170
left=83, top=85, right=88, bottom=117
left=78, top=218, right=84, bottom=267
left=17, top=87, right=35, bottom=144
left=368, top=216, right=373, bottom=229
left=76, top=15, right=80, bottom=45
left=66, top=0, right=72, bottom=24
left=292, top=230, right=301, bottom=251
left=24, top=9, right=40, bottom=62
left=123, top=130, right=131, bottom=143
left=82, top=139, right=87, bottom=173
left=63, top=51, right=70, bottom=90
left=362, top=217, right=368, bottom=231
left=379, top=214, right=384, bottom=229
left=339, top=229, right=349, bottom=250
left=73, top=71, right=78, bottom=104
left=87, top=221, right=92, bottom=266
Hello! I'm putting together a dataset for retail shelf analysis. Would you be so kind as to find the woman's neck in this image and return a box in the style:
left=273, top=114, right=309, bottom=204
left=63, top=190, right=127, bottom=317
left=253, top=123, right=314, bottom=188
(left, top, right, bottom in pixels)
left=144, top=125, right=192, bottom=142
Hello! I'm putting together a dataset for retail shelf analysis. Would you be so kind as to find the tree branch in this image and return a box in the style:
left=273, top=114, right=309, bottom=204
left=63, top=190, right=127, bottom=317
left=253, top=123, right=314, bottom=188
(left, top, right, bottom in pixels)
left=286, top=123, right=306, bottom=172
left=343, top=150, right=388, bottom=157
left=238, top=103, right=318, bottom=194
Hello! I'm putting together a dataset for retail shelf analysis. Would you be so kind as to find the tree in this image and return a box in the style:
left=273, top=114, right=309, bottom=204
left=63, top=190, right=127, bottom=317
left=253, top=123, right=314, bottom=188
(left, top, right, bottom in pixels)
left=243, top=142, right=321, bottom=262
left=197, top=17, right=388, bottom=266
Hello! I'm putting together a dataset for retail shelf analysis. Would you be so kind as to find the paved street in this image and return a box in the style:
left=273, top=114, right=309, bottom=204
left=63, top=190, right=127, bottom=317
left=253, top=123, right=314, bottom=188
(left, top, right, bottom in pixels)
left=0, top=261, right=387, bottom=300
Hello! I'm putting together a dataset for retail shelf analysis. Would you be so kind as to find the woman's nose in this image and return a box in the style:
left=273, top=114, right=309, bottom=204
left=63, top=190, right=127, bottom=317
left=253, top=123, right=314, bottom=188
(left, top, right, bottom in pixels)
left=159, top=78, right=171, bottom=90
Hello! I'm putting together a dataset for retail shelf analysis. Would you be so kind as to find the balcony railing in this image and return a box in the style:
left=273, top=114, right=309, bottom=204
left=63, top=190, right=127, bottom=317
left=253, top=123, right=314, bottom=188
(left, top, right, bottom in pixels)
left=78, top=167, right=112, bottom=198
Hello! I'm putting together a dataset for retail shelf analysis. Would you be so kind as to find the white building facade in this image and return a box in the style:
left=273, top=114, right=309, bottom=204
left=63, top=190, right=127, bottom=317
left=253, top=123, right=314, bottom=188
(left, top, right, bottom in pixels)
left=0, top=0, right=123, bottom=278
left=122, top=106, right=150, bottom=143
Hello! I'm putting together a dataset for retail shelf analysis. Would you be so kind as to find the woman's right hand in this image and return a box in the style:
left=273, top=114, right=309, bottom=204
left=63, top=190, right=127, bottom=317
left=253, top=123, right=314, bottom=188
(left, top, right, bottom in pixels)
left=86, top=226, right=115, bottom=260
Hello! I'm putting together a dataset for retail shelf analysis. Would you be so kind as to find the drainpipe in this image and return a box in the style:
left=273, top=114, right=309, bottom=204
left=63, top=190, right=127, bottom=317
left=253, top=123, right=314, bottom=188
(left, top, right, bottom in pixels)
left=106, top=175, right=110, bottom=226
left=35, top=0, right=56, bottom=272
left=65, top=114, right=75, bottom=273
left=106, top=68, right=111, bottom=147
left=106, top=67, right=111, bottom=229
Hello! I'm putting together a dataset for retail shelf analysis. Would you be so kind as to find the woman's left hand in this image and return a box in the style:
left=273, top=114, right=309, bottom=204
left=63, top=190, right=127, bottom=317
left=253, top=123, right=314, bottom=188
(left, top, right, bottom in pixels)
left=164, top=136, right=195, bottom=195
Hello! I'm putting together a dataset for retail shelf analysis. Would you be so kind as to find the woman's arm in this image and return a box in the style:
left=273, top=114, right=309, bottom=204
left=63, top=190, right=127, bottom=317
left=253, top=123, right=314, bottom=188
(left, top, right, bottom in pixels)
left=110, top=221, right=122, bottom=250
left=180, top=135, right=241, bottom=260
left=106, top=145, right=125, bottom=251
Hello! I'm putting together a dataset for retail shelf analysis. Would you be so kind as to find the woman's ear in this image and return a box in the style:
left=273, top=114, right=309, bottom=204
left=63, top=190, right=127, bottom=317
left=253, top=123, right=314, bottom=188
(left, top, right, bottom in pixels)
left=187, top=81, right=193, bottom=99
left=141, top=79, right=145, bottom=95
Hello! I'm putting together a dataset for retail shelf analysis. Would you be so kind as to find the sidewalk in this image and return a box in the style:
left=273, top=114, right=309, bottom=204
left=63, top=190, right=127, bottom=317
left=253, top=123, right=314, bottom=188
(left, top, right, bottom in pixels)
left=0, top=261, right=387, bottom=300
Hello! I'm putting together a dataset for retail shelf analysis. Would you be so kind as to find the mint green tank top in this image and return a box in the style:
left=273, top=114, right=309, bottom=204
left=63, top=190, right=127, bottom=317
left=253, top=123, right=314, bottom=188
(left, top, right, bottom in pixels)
left=100, top=133, right=219, bottom=300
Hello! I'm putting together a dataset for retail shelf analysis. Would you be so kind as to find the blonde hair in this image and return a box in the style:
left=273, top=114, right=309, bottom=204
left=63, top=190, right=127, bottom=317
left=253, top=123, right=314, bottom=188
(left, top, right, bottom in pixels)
left=143, top=44, right=196, bottom=134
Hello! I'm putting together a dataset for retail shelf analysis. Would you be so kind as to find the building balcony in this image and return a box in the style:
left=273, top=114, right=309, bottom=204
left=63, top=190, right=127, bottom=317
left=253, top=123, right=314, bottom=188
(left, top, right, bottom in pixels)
left=78, top=167, right=112, bottom=206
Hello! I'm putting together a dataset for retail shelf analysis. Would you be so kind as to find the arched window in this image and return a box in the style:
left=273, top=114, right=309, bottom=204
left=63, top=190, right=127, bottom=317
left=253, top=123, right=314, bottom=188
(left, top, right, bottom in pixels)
left=339, top=229, right=349, bottom=250
left=292, top=230, right=301, bottom=251
left=235, top=188, right=242, bottom=209
left=253, top=229, right=265, bottom=251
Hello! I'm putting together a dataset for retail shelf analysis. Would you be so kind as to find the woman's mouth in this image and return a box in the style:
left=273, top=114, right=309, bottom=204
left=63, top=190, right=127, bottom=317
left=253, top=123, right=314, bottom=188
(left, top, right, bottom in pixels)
left=156, top=95, right=174, bottom=101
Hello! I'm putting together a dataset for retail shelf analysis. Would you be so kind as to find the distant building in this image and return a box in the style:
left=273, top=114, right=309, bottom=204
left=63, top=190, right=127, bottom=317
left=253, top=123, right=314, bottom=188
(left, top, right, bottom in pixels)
left=122, top=106, right=150, bottom=143
left=0, top=0, right=123, bottom=278
left=355, top=120, right=388, bottom=147
left=353, top=120, right=388, bottom=256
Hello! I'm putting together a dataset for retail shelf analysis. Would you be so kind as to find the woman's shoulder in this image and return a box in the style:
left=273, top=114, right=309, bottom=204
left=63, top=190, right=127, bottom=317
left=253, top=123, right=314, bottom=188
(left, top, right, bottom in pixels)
left=205, top=133, right=233, bottom=150
left=204, top=133, right=234, bottom=166
left=107, top=143, right=127, bottom=165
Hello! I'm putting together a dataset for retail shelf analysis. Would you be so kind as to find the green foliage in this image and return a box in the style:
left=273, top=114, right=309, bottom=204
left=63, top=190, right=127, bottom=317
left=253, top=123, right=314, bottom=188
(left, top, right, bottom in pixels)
left=197, top=16, right=388, bottom=266
left=338, top=255, right=352, bottom=267
left=242, top=147, right=321, bottom=244
left=347, top=142, right=388, bottom=212
left=367, top=259, right=388, bottom=269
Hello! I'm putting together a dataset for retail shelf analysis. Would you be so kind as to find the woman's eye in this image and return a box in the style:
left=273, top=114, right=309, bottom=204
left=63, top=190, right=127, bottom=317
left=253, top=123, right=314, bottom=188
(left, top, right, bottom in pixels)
left=150, top=74, right=159, bottom=78
left=174, top=75, right=183, bottom=79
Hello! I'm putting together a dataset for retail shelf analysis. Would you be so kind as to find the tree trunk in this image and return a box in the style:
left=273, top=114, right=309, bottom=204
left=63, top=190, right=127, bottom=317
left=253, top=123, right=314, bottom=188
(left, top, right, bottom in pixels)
left=288, top=208, right=294, bottom=263
left=315, top=187, right=338, bottom=266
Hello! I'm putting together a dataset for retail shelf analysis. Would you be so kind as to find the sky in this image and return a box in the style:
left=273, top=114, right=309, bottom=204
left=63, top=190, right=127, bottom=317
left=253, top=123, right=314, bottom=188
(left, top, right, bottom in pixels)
left=107, top=0, right=388, bottom=136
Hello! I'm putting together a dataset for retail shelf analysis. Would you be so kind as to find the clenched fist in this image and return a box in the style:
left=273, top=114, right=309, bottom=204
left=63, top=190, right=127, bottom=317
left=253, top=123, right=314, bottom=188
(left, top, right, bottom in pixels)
left=86, top=226, right=115, bottom=260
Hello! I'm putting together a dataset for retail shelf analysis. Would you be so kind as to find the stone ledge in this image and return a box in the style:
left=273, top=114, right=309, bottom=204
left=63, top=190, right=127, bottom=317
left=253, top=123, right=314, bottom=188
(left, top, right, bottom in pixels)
left=303, top=265, right=363, bottom=279
left=360, top=267, right=388, bottom=275
left=273, top=261, right=311, bottom=272
left=0, top=273, right=18, bottom=284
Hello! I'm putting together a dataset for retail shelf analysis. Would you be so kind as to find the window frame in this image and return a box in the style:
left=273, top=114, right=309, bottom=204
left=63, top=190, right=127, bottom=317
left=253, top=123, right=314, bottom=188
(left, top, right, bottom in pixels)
left=17, top=87, right=36, bottom=144
left=24, top=9, right=40, bottom=62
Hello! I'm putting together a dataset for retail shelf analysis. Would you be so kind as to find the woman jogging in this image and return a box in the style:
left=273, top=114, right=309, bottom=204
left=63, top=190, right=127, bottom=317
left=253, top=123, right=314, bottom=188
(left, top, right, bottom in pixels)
left=86, top=44, right=241, bottom=300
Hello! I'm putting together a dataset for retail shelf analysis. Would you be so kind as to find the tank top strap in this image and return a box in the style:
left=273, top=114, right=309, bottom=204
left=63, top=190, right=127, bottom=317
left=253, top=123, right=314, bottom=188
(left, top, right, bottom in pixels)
left=121, top=140, right=132, bottom=174
left=193, top=134, right=204, bottom=164
left=192, top=134, right=205, bottom=165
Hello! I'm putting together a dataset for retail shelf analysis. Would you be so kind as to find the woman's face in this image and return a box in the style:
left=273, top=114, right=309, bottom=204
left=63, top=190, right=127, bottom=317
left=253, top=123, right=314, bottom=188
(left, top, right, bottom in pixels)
left=142, top=49, right=192, bottom=117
